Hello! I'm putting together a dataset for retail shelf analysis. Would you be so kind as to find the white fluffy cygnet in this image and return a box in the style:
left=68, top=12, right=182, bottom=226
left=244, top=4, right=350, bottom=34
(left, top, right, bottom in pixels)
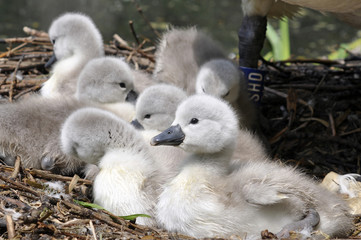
left=41, top=12, right=104, bottom=98
left=151, top=94, right=353, bottom=239
left=61, top=107, right=159, bottom=227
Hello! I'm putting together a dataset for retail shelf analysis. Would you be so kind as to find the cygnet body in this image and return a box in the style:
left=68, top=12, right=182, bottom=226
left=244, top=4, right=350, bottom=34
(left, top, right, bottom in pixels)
left=41, top=12, right=104, bottom=98
left=61, top=108, right=159, bottom=226
left=0, top=57, right=136, bottom=179
left=151, top=94, right=353, bottom=239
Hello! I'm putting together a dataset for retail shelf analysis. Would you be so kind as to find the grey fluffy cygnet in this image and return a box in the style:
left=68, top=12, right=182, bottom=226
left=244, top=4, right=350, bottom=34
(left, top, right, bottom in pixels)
left=76, top=56, right=137, bottom=104
left=0, top=97, right=88, bottom=176
left=153, top=27, right=225, bottom=94
left=151, top=94, right=353, bottom=239
left=134, top=84, right=187, bottom=131
left=195, top=58, right=258, bottom=131
left=61, top=107, right=159, bottom=227
left=41, top=12, right=104, bottom=98
left=131, top=84, right=187, bottom=179
left=0, top=57, right=137, bottom=179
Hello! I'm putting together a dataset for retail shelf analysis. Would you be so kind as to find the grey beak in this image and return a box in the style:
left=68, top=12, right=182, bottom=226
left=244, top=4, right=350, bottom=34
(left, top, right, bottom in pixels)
left=126, top=90, right=138, bottom=103
left=45, top=54, right=57, bottom=68
left=130, top=119, right=144, bottom=130
left=151, top=124, right=185, bottom=146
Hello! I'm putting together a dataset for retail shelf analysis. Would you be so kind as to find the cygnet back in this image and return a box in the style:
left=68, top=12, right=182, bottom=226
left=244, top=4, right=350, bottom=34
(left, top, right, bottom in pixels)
left=0, top=96, right=87, bottom=175
left=153, top=27, right=225, bottom=94
left=41, top=12, right=104, bottom=98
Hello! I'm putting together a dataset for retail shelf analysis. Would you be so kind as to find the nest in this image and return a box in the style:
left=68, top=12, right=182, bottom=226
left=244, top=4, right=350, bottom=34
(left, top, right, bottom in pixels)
left=0, top=27, right=361, bottom=239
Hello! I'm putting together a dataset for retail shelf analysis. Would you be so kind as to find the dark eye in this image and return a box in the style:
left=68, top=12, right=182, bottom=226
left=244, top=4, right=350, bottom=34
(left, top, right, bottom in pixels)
left=52, top=39, right=56, bottom=44
left=190, top=118, right=199, bottom=124
left=223, top=90, right=230, bottom=98
left=144, top=114, right=151, bottom=119
left=202, top=88, right=205, bottom=93
left=119, top=82, right=126, bottom=88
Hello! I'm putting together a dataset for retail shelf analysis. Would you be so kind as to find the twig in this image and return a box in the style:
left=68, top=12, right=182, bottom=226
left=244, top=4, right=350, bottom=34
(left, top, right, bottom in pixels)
left=328, top=112, right=337, bottom=136
left=14, top=85, right=42, bottom=100
left=0, top=42, right=27, bottom=58
left=267, top=83, right=361, bottom=91
left=277, top=58, right=342, bottom=66
left=28, top=168, right=92, bottom=185
left=23, top=26, right=49, bottom=38
left=133, top=0, right=161, bottom=38
left=6, top=215, right=15, bottom=239
left=68, top=174, right=80, bottom=194
left=264, top=86, right=314, bottom=115
left=0, top=173, right=41, bottom=197
left=10, top=156, right=22, bottom=179
left=129, top=20, right=140, bottom=45
left=0, top=36, right=50, bottom=45
left=9, top=55, right=24, bottom=102
left=89, top=220, right=98, bottom=240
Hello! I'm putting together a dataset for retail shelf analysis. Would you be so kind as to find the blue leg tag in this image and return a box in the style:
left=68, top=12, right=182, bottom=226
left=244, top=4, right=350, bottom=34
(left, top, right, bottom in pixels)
left=240, top=66, right=266, bottom=105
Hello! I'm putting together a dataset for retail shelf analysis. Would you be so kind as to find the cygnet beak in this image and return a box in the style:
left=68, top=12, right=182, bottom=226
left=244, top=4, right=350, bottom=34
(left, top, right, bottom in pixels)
left=125, top=90, right=138, bottom=103
left=130, top=119, right=144, bottom=130
left=151, top=124, right=185, bottom=146
left=45, top=54, right=57, bottom=68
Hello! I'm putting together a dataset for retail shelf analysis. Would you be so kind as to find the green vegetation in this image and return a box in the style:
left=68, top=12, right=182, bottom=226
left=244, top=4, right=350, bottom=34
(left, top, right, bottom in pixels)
left=264, top=18, right=291, bottom=61
left=74, top=199, right=151, bottom=220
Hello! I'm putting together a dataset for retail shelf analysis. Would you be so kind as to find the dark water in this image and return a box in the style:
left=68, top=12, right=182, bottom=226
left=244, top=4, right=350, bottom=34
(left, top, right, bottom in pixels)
left=0, top=0, right=360, bottom=58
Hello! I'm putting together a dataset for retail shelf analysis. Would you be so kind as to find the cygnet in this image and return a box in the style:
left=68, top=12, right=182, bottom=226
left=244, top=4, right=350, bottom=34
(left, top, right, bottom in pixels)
left=153, top=27, right=225, bottom=94
left=133, top=84, right=187, bottom=131
left=76, top=56, right=137, bottom=104
left=151, top=94, right=353, bottom=239
left=195, top=58, right=258, bottom=131
left=131, top=84, right=187, bottom=180
left=41, top=12, right=104, bottom=98
left=0, top=57, right=137, bottom=179
left=61, top=107, right=159, bottom=227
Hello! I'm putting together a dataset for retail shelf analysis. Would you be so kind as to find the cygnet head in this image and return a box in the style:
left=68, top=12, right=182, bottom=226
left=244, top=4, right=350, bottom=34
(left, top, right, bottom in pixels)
left=76, top=57, right=137, bottom=103
left=151, top=94, right=239, bottom=154
left=195, top=59, right=240, bottom=103
left=48, top=12, right=103, bottom=64
left=133, top=84, right=187, bottom=131
left=61, top=107, right=123, bottom=164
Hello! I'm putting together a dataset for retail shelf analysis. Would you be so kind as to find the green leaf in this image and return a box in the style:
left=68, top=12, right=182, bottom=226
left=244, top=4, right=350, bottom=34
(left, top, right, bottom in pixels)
left=73, top=199, right=105, bottom=210
left=73, top=200, right=151, bottom=220
left=265, top=18, right=290, bottom=61
left=118, top=214, right=152, bottom=220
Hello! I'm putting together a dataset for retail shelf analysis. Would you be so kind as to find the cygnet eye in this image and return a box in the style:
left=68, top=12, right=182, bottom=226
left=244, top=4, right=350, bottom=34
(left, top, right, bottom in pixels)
left=144, top=114, right=151, bottom=119
left=223, top=90, right=230, bottom=98
left=190, top=118, right=199, bottom=124
left=202, top=88, right=206, bottom=93
left=119, top=82, right=126, bottom=88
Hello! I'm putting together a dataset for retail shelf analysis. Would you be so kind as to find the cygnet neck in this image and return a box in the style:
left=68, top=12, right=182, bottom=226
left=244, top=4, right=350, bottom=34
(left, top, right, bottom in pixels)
left=183, top=146, right=235, bottom=175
